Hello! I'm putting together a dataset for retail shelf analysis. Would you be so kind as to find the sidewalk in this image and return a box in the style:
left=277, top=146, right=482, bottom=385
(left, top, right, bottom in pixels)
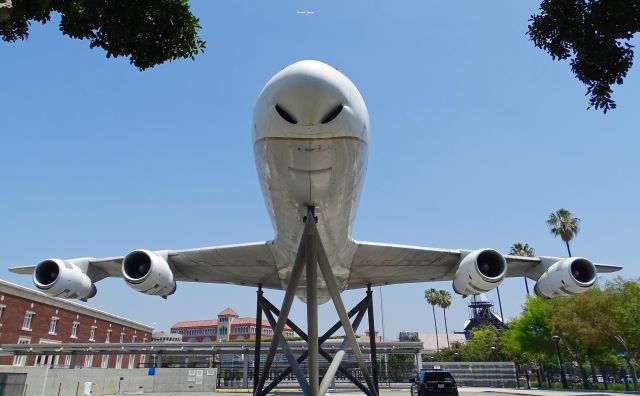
left=464, top=386, right=632, bottom=396
left=120, top=387, right=634, bottom=396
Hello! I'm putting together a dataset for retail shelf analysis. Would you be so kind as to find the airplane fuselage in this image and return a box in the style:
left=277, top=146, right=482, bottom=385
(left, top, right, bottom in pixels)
left=253, top=60, right=369, bottom=303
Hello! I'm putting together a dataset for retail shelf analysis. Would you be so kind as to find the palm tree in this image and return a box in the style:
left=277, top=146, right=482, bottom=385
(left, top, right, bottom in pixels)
left=509, top=242, right=536, bottom=295
left=424, top=288, right=441, bottom=351
left=438, top=290, right=452, bottom=348
left=547, top=209, right=581, bottom=257
left=509, top=242, right=535, bottom=257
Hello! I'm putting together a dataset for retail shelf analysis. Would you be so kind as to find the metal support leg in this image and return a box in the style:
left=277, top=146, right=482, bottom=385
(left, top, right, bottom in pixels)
left=262, top=304, right=310, bottom=394
left=319, top=302, right=369, bottom=396
left=305, top=211, right=319, bottom=396
left=316, top=228, right=378, bottom=396
left=259, top=295, right=372, bottom=396
left=367, top=284, right=380, bottom=394
left=255, top=227, right=308, bottom=395
left=254, top=285, right=263, bottom=394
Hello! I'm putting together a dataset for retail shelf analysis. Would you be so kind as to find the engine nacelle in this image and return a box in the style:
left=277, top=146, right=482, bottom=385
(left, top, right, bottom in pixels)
left=33, top=259, right=97, bottom=300
left=453, top=248, right=507, bottom=296
left=122, top=249, right=176, bottom=297
left=534, top=257, right=597, bottom=298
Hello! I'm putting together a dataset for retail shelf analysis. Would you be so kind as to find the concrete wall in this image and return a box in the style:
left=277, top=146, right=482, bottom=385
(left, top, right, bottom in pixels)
left=0, top=366, right=217, bottom=396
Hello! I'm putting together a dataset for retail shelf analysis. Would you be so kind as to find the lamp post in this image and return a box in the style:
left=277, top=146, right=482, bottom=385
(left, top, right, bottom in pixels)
left=552, top=335, right=568, bottom=389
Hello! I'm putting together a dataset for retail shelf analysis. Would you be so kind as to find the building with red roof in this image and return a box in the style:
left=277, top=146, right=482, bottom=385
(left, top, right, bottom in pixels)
left=170, top=307, right=294, bottom=342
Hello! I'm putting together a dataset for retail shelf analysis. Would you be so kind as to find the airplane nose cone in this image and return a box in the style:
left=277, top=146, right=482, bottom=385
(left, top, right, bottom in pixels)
left=253, top=60, right=369, bottom=141
left=267, top=60, right=349, bottom=126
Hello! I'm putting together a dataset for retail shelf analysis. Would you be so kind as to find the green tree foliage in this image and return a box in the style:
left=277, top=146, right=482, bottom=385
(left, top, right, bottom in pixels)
left=506, top=296, right=556, bottom=360
left=426, top=341, right=465, bottom=362
left=418, top=279, right=639, bottom=391
left=510, top=243, right=536, bottom=257
left=547, top=208, right=580, bottom=257
left=528, top=0, right=639, bottom=113
left=462, top=326, right=506, bottom=362
left=0, top=0, right=205, bottom=70
left=505, top=279, right=640, bottom=391
left=597, top=279, right=640, bottom=391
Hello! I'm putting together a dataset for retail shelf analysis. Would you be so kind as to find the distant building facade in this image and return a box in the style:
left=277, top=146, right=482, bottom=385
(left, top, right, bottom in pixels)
left=399, top=331, right=466, bottom=352
left=0, top=280, right=153, bottom=368
left=152, top=332, right=182, bottom=343
left=417, top=333, right=466, bottom=352
left=171, top=307, right=294, bottom=342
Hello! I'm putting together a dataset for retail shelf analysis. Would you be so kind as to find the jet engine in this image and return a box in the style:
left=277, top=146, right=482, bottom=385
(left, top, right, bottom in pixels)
left=453, top=248, right=507, bottom=296
left=534, top=257, right=597, bottom=298
left=33, top=259, right=96, bottom=300
left=122, top=249, right=176, bottom=297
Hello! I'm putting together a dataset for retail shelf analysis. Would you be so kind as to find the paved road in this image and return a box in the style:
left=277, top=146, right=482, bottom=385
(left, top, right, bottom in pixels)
left=130, top=388, right=627, bottom=396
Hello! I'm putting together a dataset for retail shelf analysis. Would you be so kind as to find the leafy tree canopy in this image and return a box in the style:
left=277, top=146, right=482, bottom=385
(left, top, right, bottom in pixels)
left=0, top=0, right=206, bottom=70
left=528, top=0, right=639, bottom=113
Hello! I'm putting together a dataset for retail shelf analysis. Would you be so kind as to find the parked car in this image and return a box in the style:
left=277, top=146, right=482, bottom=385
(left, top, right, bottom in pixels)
left=411, top=370, right=459, bottom=396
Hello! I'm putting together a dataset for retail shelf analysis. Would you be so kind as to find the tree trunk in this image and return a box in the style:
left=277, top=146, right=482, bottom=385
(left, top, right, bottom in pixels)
left=432, top=305, right=439, bottom=351
left=589, top=355, right=598, bottom=388
left=537, top=367, right=542, bottom=388
left=565, top=241, right=572, bottom=257
left=627, top=357, right=639, bottom=393
left=579, top=362, right=588, bottom=390
left=442, top=308, right=450, bottom=348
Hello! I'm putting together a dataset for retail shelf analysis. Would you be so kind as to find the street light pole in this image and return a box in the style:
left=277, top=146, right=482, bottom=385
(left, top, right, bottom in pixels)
left=552, top=335, right=568, bottom=389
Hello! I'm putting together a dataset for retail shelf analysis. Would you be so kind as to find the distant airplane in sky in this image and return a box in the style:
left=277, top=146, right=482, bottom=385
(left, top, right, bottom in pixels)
left=296, top=10, right=315, bottom=16
left=9, top=59, right=622, bottom=396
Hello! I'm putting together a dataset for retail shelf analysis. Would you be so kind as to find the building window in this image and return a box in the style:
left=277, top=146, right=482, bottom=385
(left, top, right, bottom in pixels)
left=48, top=317, right=59, bottom=335
left=202, top=328, right=214, bottom=335
left=0, top=304, right=5, bottom=319
left=106, top=330, right=112, bottom=343
left=64, top=355, right=72, bottom=367
left=70, top=322, right=79, bottom=338
left=132, top=335, right=137, bottom=343
left=101, top=354, right=109, bottom=368
left=115, top=354, right=123, bottom=369
left=89, top=326, right=97, bottom=341
left=84, top=354, right=93, bottom=368
left=142, top=337, right=147, bottom=343
left=119, top=333, right=125, bottom=343
left=235, top=325, right=249, bottom=334
left=128, top=354, right=135, bottom=369
left=13, top=337, right=30, bottom=366
left=140, top=354, right=146, bottom=365
left=22, top=312, right=34, bottom=330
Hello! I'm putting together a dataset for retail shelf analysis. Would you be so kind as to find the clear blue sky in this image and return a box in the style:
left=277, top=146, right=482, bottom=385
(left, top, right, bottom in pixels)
left=1, top=1, right=638, bottom=339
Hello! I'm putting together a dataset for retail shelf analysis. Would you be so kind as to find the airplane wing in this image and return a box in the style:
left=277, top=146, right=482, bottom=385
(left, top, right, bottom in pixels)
left=9, top=241, right=283, bottom=290
left=346, top=241, right=621, bottom=289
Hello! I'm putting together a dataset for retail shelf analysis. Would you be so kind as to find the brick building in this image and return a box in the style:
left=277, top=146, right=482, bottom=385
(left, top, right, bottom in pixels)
left=171, top=307, right=294, bottom=342
left=0, top=279, right=153, bottom=368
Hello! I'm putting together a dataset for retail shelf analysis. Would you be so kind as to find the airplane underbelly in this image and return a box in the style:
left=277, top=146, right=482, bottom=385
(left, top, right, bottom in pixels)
left=254, top=137, right=367, bottom=303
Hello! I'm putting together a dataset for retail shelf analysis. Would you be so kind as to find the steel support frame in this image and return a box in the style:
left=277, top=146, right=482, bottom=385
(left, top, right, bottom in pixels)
left=253, top=207, right=380, bottom=396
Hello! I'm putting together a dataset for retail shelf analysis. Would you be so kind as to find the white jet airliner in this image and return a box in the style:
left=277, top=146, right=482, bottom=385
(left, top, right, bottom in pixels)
left=11, top=60, right=620, bottom=304
left=10, top=59, right=622, bottom=396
